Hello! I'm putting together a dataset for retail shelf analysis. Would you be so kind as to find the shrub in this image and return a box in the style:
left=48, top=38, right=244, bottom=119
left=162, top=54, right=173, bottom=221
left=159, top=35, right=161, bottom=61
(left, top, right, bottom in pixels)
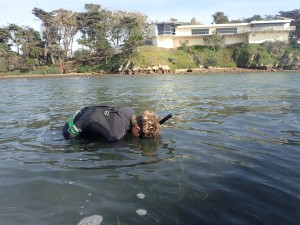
left=168, top=57, right=177, bottom=64
left=204, top=55, right=219, bottom=68
left=261, top=41, right=287, bottom=59
left=77, top=65, right=91, bottom=73
left=46, top=68, right=61, bottom=74
left=6, top=70, right=22, bottom=75
left=232, top=44, right=277, bottom=68
left=190, top=45, right=236, bottom=68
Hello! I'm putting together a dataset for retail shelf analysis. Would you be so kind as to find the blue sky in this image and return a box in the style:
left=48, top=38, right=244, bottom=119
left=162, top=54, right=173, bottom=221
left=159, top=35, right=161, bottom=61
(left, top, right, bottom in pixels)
left=0, top=0, right=298, bottom=30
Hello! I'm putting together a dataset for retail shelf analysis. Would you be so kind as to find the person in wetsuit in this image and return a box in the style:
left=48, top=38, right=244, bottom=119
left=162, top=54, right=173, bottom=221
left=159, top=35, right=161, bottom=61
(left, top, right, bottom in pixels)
left=62, top=106, right=161, bottom=142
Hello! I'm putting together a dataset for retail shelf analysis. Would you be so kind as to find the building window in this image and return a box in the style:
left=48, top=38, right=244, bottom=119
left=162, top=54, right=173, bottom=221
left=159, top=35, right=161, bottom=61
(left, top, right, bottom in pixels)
left=251, top=23, right=284, bottom=31
left=216, top=28, right=237, bottom=34
left=191, top=29, right=209, bottom=35
left=157, top=24, right=176, bottom=35
left=251, top=23, right=284, bottom=28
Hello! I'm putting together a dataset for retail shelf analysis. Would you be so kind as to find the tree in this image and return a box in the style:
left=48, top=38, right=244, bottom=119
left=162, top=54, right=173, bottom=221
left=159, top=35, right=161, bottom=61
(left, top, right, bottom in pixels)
left=32, top=7, right=58, bottom=65
left=122, top=31, right=144, bottom=55
left=52, top=8, right=79, bottom=61
left=7, top=24, right=22, bottom=52
left=278, top=9, right=300, bottom=41
left=0, top=27, right=15, bottom=71
left=120, top=14, right=147, bottom=55
left=261, top=41, right=287, bottom=60
left=21, top=27, right=44, bottom=68
left=77, top=4, right=109, bottom=53
left=0, top=27, right=11, bottom=44
left=278, top=8, right=300, bottom=20
left=76, top=4, right=113, bottom=64
left=106, top=10, right=147, bottom=48
left=212, top=12, right=229, bottom=24
left=170, top=18, right=178, bottom=23
left=232, top=44, right=276, bottom=68
left=7, top=24, right=42, bottom=67
left=8, top=24, right=23, bottom=67
left=0, top=43, right=17, bottom=71
left=249, top=15, right=263, bottom=21
left=264, top=15, right=278, bottom=20
left=76, top=5, right=147, bottom=66
left=1, top=24, right=43, bottom=70
left=239, top=15, right=264, bottom=23
left=191, top=17, right=201, bottom=25
left=106, top=10, right=127, bottom=48
left=204, top=31, right=225, bottom=51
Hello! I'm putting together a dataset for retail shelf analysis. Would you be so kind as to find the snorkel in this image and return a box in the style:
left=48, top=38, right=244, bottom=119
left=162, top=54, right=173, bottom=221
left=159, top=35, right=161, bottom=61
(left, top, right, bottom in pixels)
left=159, top=114, right=173, bottom=125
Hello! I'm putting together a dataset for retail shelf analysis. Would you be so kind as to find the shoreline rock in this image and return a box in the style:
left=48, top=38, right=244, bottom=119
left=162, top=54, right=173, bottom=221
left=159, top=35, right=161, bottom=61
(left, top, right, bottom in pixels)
left=118, top=65, right=298, bottom=75
left=0, top=67, right=299, bottom=79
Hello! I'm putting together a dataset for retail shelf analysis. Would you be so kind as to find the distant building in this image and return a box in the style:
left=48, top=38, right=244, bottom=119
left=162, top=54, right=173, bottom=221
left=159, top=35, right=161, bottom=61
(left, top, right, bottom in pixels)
left=146, top=19, right=295, bottom=48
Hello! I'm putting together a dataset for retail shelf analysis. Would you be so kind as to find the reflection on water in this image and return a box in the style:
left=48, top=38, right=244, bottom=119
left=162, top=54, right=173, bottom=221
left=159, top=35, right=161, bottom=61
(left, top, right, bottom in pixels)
left=0, top=72, right=300, bottom=225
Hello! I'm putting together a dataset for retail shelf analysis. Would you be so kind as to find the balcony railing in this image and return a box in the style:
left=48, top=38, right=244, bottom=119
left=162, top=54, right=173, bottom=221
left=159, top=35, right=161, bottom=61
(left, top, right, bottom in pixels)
left=157, top=26, right=295, bottom=36
left=157, top=31, right=175, bottom=35
left=244, top=26, right=295, bottom=33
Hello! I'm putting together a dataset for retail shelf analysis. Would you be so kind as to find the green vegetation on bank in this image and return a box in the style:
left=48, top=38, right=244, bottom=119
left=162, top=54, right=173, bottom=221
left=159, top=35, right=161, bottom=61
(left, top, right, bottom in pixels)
left=1, top=4, right=300, bottom=75
left=2, top=42, right=300, bottom=75
left=130, top=46, right=197, bottom=69
left=4, top=66, right=61, bottom=75
left=128, top=42, right=300, bottom=71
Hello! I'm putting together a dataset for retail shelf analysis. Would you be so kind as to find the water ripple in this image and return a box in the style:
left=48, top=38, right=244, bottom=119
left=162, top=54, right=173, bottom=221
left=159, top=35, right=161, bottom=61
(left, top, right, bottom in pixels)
left=1, top=73, right=300, bottom=225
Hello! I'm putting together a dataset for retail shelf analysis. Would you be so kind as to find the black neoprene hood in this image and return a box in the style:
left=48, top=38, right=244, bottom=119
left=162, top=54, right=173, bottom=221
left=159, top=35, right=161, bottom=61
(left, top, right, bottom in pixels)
left=136, top=115, right=146, bottom=138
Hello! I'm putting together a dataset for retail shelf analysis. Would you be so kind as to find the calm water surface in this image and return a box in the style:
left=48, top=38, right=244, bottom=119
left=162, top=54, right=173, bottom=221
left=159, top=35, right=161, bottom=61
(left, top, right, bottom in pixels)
left=0, top=72, right=299, bottom=225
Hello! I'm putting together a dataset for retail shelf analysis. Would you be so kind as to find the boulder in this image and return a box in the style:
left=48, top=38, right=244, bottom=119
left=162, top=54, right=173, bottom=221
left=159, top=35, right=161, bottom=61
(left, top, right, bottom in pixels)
left=152, top=66, right=159, bottom=71
left=131, top=66, right=139, bottom=74
left=168, top=57, right=177, bottom=64
left=161, top=65, right=171, bottom=73
left=125, top=69, right=132, bottom=75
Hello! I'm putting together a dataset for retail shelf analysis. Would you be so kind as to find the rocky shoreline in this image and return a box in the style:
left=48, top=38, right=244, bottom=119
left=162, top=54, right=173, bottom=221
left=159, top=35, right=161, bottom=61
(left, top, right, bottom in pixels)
left=0, top=66, right=298, bottom=79
left=118, top=64, right=296, bottom=75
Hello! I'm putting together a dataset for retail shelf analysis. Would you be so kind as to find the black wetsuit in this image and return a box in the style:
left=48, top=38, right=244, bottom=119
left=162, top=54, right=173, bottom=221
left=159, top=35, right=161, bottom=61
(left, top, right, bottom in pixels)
left=63, top=106, right=135, bottom=142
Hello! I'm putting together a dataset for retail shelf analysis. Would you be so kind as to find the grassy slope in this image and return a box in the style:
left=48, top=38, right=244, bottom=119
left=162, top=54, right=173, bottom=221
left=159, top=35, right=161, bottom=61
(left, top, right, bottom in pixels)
left=4, top=44, right=299, bottom=75
left=191, top=46, right=236, bottom=68
left=130, top=46, right=198, bottom=69
left=130, top=46, right=237, bottom=69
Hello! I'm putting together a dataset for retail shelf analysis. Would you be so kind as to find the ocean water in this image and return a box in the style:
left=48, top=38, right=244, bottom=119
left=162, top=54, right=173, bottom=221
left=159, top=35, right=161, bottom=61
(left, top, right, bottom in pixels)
left=0, top=72, right=299, bottom=225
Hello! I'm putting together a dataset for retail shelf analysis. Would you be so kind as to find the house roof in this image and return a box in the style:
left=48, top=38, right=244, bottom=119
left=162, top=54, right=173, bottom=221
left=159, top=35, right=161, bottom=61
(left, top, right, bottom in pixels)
left=178, top=23, right=249, bottom=29
left=250, top=19, right=293, bottom=24
left=151, top=19, right=293, bottom=29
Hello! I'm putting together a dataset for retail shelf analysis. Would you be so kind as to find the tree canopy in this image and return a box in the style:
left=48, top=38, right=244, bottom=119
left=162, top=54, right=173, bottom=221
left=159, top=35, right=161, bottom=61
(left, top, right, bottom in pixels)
left=212, top=12, right=229, bottom=24
left=0, top=3, right=147, bottom=73
left=278, top=9, right=300, bottom=41
left=0, top=5, right=299, bottom=74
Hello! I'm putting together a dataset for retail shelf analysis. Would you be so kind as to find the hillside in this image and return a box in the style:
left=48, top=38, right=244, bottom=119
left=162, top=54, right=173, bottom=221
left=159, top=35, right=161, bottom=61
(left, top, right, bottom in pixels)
left=2, top=43, right=300, bottom=76
left=130, top=46, right=198, bottom=70
left=125, top=43, right=300, bottom=74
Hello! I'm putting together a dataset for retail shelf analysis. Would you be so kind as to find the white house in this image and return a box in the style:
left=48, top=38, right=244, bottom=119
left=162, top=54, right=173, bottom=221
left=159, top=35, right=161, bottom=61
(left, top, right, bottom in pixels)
left=146, top=19, right=295, bottom=48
